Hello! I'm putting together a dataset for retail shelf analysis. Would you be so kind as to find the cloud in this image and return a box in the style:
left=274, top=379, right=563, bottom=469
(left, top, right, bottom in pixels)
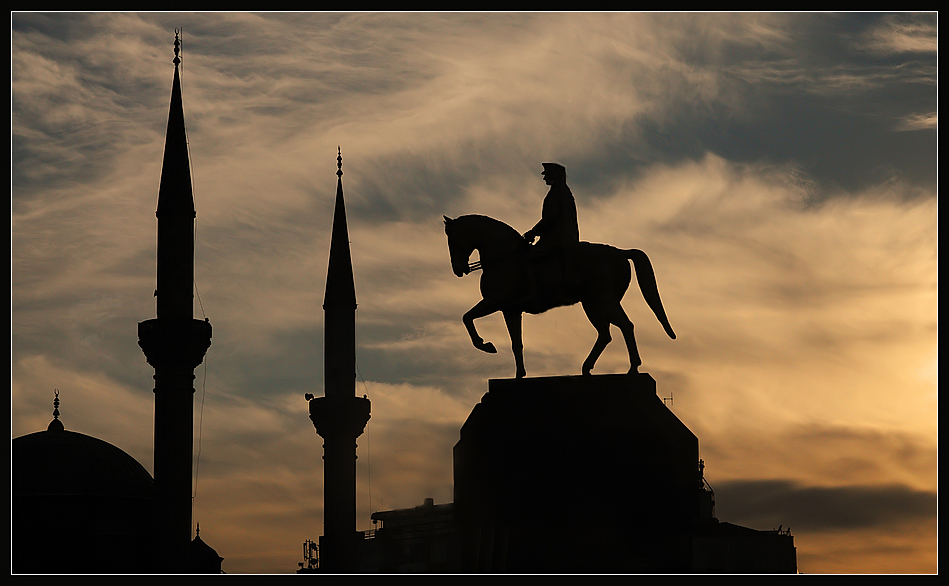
left=797, top=519, right=936, bottom=574
left=711, top=476, right=937, bottom=573
left=855, top=13, right=938, bottom=56
left=713, top=478, right=935, bottom=531
left=12, top=354, right=154, bottom=466
left=894, top=112, right=937, bottom=131
left=698, top=421, right=937, bottom=496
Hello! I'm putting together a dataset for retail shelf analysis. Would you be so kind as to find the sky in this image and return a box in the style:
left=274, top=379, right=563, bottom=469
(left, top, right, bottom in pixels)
left=11, top=12, right=937, bottom=574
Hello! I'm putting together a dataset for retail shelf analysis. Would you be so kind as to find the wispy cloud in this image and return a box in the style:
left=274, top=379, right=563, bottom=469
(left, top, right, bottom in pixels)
left=856, top=13, right=938, bottom=55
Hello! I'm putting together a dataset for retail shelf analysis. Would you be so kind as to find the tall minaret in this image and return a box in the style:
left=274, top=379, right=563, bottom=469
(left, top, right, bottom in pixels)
left=307, top=149, right=371, bottom=572
left=138, top=31, right=212, bottom=573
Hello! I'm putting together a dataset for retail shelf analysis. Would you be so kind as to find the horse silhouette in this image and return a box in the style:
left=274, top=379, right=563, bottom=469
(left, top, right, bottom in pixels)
left=444, top=214, right=676, bottom=378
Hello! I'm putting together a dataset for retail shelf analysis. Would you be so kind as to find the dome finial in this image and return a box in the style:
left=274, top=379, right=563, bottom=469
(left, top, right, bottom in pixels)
left=337, top=146, right=343, bottom=179
left=173, top=28, right=181, bottom=66
left=47, top=389, right=64, bottom=432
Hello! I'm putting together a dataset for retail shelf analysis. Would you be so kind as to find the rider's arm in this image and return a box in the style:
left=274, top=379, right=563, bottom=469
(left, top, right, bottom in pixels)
left=526, top=193, right=563, bottom=242
left=524, top=221, right=541, bottom=242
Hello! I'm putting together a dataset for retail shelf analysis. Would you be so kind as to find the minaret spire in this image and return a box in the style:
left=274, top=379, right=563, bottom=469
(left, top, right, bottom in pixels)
left=138, top=31, right=212, bottom=573
left=323, top=147, right=357, bottom=313
left=308, top=148, right=370, bottom=572
left=155, top=28, right=195, bottom=319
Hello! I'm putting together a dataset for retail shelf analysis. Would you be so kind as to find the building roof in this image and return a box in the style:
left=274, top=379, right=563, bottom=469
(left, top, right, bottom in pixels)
left=13, top=425, right=154, bottom=500
left=12, top=407, right=157, bottom=574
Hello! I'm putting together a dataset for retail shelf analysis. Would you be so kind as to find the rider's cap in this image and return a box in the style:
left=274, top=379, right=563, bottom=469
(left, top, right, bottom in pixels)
left=542, top=162, right=566, bottom=179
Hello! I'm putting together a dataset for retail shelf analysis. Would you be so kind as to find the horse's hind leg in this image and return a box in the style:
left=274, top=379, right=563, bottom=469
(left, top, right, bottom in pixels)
left=609, top=303, right=642, bottom=374
left=503, top=309, right=526, bottom=379
left=581, top=300, right=642, bottom=375
left=580, top=300, right=612, bottom=375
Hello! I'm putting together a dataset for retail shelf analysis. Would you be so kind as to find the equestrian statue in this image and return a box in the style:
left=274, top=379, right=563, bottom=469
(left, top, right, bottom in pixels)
left=444, top=163, right=675, bottom=378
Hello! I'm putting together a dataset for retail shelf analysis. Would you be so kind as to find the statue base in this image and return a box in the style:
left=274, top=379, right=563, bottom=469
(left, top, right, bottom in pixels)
left=453, top=373, right=701, bottom=573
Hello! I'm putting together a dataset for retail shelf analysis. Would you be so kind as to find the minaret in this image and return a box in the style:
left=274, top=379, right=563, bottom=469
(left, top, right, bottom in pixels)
left=138, top=31, right=212, bottom=573
left=307, top=149, right=371, bottom=572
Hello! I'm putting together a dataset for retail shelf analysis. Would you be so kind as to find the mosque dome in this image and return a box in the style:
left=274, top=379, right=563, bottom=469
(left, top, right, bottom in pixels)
left=13, top=426, right=155, bottom=499
left=12, top=399, right=156, bottom=574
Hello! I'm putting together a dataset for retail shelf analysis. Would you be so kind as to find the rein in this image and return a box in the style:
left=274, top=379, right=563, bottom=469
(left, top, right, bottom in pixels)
left=467, top=243, right=528, bottom=272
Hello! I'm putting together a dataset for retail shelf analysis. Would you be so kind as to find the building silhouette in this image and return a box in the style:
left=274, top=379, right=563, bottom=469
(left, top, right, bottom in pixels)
left=305, top=376, right=797, bottom=573
left=13, top=392, right=157, bottom=573
left=12, top=34, right=221, bottom=574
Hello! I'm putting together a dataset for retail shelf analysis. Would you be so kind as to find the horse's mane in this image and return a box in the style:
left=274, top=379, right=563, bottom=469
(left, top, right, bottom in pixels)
left=455, top=214, right=523, bottom=245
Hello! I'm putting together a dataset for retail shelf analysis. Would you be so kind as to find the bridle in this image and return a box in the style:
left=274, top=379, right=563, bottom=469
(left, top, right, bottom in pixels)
left=447, top=216, right=528, bottom=274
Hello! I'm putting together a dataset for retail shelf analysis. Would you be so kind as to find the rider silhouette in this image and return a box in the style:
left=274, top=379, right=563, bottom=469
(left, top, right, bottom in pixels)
left=522, top=163, right=580, bottom=306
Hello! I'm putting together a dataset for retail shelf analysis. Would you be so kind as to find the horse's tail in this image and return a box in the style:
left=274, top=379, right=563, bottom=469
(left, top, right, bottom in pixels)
left=625, top=249, right=676, bottom=340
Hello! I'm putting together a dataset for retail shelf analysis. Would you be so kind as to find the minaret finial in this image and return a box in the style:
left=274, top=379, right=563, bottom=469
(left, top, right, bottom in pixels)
left=47, top=388, right=64, bottom=432
left=337, top=146, right=343, bottom=179
left=173, top=29, right=181, bottom=66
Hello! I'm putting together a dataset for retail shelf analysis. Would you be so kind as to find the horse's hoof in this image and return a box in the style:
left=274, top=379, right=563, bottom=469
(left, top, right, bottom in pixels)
left=480, top=342, right=497, bottom=354
left=516, top=369, right=526, bottom=379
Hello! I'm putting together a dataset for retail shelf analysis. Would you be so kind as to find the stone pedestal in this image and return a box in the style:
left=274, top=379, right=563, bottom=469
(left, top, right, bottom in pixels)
left=453, top=373, right=701, bottom=573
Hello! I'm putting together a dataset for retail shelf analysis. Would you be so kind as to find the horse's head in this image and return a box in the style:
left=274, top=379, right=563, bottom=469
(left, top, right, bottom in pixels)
left=444, top=215, right=473, bottom=277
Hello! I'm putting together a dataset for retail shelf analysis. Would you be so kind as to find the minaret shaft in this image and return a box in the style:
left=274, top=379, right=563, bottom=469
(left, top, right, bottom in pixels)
left=308, top=150, right=370, bottom=572
left=138, top=35, right=211, bottom=572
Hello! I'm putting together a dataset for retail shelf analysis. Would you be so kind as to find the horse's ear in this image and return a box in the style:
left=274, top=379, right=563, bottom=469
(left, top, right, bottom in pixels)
left=443, top=215, right=452, bottom=225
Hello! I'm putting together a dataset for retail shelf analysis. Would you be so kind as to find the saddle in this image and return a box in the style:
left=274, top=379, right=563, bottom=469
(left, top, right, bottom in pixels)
left=521, top=249, right=581, bottom=313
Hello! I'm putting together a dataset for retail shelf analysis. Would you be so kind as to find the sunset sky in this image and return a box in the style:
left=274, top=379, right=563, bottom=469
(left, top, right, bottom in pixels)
left=11, top=12, right=937, bottom=574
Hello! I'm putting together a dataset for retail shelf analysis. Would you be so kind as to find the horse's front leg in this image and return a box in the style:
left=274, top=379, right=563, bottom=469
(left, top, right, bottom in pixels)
left=503, top=309, right=526, bottom=378
left=463, top=298, right=499, bottom=354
